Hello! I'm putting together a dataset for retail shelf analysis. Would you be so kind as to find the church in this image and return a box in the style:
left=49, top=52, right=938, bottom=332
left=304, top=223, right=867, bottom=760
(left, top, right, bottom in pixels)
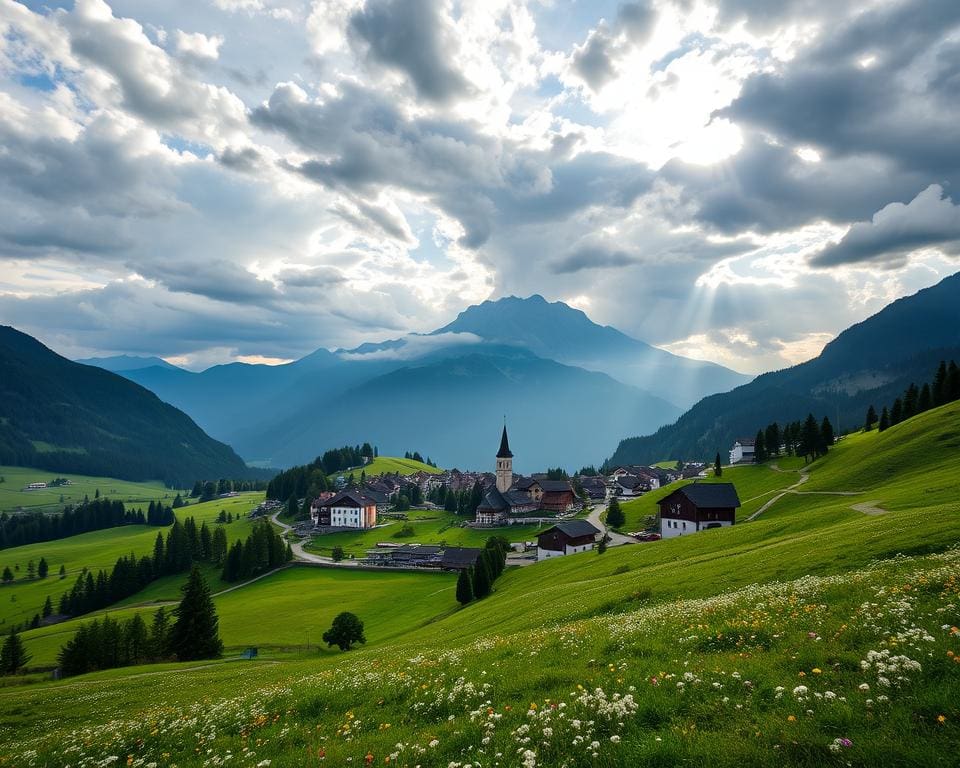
left=474, top=425, right=577, bottom=526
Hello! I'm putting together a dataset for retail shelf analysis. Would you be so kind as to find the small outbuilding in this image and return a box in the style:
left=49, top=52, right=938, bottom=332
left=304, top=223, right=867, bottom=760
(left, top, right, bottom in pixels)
left=657, top=483, right=741, bottom=538
left=536, top=520, right=600, bottom=561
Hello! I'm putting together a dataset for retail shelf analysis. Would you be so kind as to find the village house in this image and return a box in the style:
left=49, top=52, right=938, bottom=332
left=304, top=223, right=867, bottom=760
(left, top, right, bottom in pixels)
left=657, top=483, right=741, bottom=538
left=578, top=475, right=607, bottom=500
left=536, top=520, right=600, bottom=560
left=312, top=490, right=378, bottom=529
left=729, top=438, right=756, bottom=465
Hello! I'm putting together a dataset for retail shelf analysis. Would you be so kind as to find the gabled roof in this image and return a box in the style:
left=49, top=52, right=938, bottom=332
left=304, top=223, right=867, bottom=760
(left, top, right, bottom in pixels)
left=514, top=477, right=541, bottom=490
left=441, top=547, right=482, bottom=568
left=735, top=438, right=756, bottom=447
left=661, top=483, right=741, bottom=509
left=321, top=490, right=377, bottom=508
left=497, top=425, right=513, bottom=458
left=477, top=486, right=508, bottom=512
left=538, top=479, right=573, bottom=492
left=538, top=520, right=600, bottom=539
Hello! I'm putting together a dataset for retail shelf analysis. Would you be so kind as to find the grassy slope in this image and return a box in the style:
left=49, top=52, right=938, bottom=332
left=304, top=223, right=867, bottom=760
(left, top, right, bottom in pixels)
left=329, top=456, right=442, bottom=481
left=3, top=403, right=960, bottom=766
left=306, top=509, right=550, bottom=558
left=0, top=494, right=262, bottom=629
left=618, top=462, right=801, bottom=529
left=0, top=465, right=181, bottom=513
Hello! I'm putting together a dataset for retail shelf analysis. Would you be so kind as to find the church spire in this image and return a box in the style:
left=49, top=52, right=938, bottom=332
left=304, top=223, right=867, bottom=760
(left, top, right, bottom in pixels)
left=497, top=424, right=513, bottom=458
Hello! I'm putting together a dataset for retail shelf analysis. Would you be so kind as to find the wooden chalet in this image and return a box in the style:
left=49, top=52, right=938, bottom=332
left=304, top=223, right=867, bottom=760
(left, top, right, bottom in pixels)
left=536, top=519, right=600, bottom=560
left=657, top=483, right=741, bottom=538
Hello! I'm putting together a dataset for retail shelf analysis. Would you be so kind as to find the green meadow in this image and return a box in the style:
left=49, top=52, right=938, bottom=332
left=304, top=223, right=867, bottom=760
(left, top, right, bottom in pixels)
left=305, top=509, right=551, bottom=558
left=328, top=456, right=442, bottom=481
left=0, top=465, right=181, bottom=513
left=0, top=493, right=263, bottom=630
left=1, top=403, right=959, bottom=766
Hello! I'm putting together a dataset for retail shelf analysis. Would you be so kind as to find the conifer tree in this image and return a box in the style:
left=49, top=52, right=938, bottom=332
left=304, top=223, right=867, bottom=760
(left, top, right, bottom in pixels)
left=765, top=422, right=781, bottom=456
left=168, top=566, right=222, bottom=661
left=864, top=405, right=877, bottom=431
left=42, top=595, right=52, bottom=618
left=1, top=566, right=11, bottom=583
left=714, top=452, right=722, bottom=477
left=456, top=568, right=474, bottom=605
left=211, top=526, right=228, bottom=566
left=59, top=564, right=66, bottom=579
left=890, top=397, right=903, bottom=424
left=38, top=557, right=48, bottom=578
left=199, top=522, right=212, bottom=561
left=150, top=607, right=170, bottom=658
left=918, top=383, right=932, bottom=413
left=820, top=416, right=834, bottom=453
left=754, top=429, right=767, bottom=463
left=878, top=406, right=890, bottom=432
left=606, top=497, right=625, bottom=529
left=902, top=383, right=919, bottom=419
left=472, top=553, right=492, bottom=598
left=948, top=361, right=960, bottom=401
left=152, top=532, right=165, bottom=577
left=0, top=629, right=30, bottom=674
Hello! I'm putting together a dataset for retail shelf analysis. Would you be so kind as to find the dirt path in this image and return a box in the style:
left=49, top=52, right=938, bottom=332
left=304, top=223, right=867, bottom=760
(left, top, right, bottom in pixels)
left=747, top=472, right=811, bottom=520
left=587, top=502, right=635, bottom=547
left=270, top=511, right=358, bottom=566
left=851, top=500, right=888, bottom=515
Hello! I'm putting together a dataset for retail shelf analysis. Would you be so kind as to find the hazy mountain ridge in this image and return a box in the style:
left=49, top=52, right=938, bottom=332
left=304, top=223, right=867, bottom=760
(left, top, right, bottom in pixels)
left=607, top=272, right=960, bottom=466
left=82, top=296, right=741, bottom=469
left=0, top=327, right=254, bottom=485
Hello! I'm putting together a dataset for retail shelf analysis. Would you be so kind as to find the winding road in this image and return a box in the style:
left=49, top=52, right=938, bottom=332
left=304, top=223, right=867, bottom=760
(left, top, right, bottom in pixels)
left=586, top=501, right=636, bottom=547
left=270, top=511, right=357, bottom=566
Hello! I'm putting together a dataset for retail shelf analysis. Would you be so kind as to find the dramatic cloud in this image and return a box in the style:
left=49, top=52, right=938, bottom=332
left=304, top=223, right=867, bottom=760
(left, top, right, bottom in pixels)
left=812, top=185, right=960, bottom=267
left=1, top=0, right=959, bottom=374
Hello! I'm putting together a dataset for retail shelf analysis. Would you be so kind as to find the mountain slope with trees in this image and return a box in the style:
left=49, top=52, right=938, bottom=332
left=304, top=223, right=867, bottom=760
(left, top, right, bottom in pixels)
left=0, top=326, right=254, bottom=485
left=607, top=271, right=960, bottom=466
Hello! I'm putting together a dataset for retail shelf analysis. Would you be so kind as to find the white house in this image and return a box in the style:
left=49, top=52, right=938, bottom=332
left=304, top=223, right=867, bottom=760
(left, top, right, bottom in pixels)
left=536, top=520, right=600, bottom=561
left=312, top=490, right=378, bottom=529
left=728, top=438, right=756, bottom=465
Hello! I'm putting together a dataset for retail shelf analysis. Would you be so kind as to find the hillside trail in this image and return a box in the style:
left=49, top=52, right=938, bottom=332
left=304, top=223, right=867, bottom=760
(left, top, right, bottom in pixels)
left=748, top=467, right=872, bottom=521
left=587, top=502, right=635, bottom=547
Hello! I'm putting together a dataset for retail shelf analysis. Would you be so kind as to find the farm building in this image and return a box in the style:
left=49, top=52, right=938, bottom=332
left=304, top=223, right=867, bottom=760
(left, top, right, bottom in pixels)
left=657, top=483, right=741, bottom=538
left=312, top=490, right=378, bottom=529
left=536, top=520, right=600, bottom=561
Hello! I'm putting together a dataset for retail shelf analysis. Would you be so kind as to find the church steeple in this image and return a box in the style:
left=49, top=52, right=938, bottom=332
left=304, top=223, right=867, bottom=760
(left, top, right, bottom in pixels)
left=497, top=424, right=513, bottom=459
left=495, top=423, right=513, bottom=492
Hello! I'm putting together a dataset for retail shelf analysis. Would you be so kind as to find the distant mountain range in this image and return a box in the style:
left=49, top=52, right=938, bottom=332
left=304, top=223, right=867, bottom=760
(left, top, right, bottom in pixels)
left=607, top=272, right=960, bottom=467
left=0, top=326, right=255, bottom=485
left=75, top=354, right=181, bottom=373
left=78, top=296, right=748, bottom=471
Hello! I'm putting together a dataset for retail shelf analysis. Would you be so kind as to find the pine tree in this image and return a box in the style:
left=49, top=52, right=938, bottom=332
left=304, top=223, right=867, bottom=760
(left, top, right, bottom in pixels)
left=765, top=422, right=781, bottom=456
left=152, top=532, right=165, bottom=577
left=2, top=566, right=12, bottom=583
left=38, top=557, right=48, bottom=578
left=472, top=554, right=492, bottom=598
left=864, top=405, right=877, bottom=431
left=948, top=361, right=960, bottom=402
left=878, top=406, right=890, bottom=432
left=605, top=498, right=625, bottom=529
left=754, top=429, right=767, bottom=463
left=800, top=414, right=821, bottom=461
left=59, top=564, right=66, bottom=579
left=199, top=522, right=212, bottom=561
left=902, top=383, right=919, bottom=419
left=150, top=607, right=171, bottom=658
left=597, top=534, right=608, bottom=554
left=42, top=596, right=53, bottom=618
left=714, top=452, right=722, bottom=477
left=455, top=568, right=474, bottom=605
left=168, top=566, right=222, bottom=661
left=890, top=397, right=903, bottom=425
left=918, top=383, right=932, bottom=413
left=211, top=526, right=228, bottom=566
left=0, top=629, right=30, bottom=674
left=820, top=416, right=834, bottom=455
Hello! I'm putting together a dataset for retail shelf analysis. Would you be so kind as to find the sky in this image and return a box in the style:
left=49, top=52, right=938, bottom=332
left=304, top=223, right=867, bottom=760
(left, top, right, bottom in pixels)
left=0, top=0, right=958, bottom=374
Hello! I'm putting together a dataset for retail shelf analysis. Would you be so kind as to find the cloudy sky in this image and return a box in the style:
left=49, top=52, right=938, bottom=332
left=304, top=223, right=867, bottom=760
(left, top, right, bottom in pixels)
left=1, top=0, right=958, bottom=374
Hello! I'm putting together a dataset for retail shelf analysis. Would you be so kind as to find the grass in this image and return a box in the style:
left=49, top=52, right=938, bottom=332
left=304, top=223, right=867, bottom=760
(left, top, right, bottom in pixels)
left=617, top=462, right=800, bottom=530
left=305, top=509, right=551, bottom=558
left=2, top=403, right=960, bottom=766
left=0, top=465, right=182, bottom=513
left=0, top=493, right=262, bottom=629
left=328, top=456, right=442, bottom=482
left=17, top=565, right=458, bottom=666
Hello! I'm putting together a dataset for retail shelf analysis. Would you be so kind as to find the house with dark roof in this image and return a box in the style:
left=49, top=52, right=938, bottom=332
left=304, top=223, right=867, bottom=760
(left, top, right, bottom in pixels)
left=536, top=520, right=600, bottom=560
left=579, top=476, right=607, bottom=500
left=657, top=483, right=741, bottom=538
left=314, top=490, right=379, bottom=529
left=475, top=485, right=539, bottom=525
left=440, top=547, right=483, bottom=571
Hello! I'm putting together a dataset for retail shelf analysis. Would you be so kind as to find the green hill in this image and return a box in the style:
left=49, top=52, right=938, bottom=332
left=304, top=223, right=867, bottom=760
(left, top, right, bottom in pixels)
left=329, top=455, right=443, bottom=481
left=2, top=403, right=959, bottom=766
left=0, top=326, right=255, bottom=485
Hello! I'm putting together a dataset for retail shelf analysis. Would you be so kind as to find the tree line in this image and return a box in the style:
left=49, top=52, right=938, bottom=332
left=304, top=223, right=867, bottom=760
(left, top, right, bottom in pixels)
left=426, top=481, right=485, bottom=517
left=456, top=537, right=509, bottom=605
left=56, top=516, right=228, bottom=621
left=402, top=450, right=437, bottom=467
left=220, top=519, right=293, bottom=582
left=190, top=478, right=268, bottom=502
left=745, top=414, right=835, bottom=465
left=57, top=566, right=222, bottom=677
left=0, top=497, right=174, bottom=550
left=865, top=360, right=960, bottom=432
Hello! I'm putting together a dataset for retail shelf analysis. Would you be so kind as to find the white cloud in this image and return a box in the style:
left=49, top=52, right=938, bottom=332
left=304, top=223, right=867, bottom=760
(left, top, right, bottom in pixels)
left=173, top=29, right=224, bottom=61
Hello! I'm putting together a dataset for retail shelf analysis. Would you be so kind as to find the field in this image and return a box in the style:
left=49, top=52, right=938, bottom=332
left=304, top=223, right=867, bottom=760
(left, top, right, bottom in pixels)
left=305, top=509, right=553, bottom=558
left=617, top=462, right=801, bottom=530
left=17, top=565, right=458, bottom=666
left=0, top=493, right=263, bottom=630
left=0, top=465, right=182, bottom=513
left=1, top=403, right=959, bottom=766
left=328, top=456, right=443, bottom=481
